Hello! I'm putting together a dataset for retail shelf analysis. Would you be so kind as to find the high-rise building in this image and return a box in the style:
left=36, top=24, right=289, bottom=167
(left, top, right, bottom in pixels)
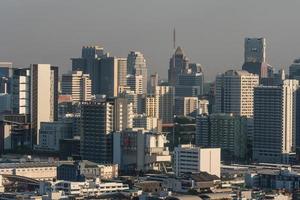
left=30, top=64, right=58, bottom=145
left=168, top=46, right=189, bottom=86
left=145, top=95, right=159, bottom=118
left=196, top=113, right=248, bottom=162
left=253, top=80, right=299, bottom=164
left=175, top=72, right=204, bottom=97
left=80, top=101, right=114, bottom=163
left=12, top=68, right=31, bottom=115
left=117, top=58, right=127, bottom=88
left=149, top=72, right=159, bottom=94
left=173, top=144, right=220, bottom=177
left=289, top=58, right=300, bottom=81
left=198, top=99, right=209, bottom=115
left=98, top=57, right=119, bottom=97
left=155, top=86, right=175, bottom=124
left=80, top=97, right=133, bottom=163
left=61, top=71, right=92, bottom=102
left=175, top=97, right=199, bottom=117
left=242, top=38, right=271, bottom=78
left=127, top=51, right=147, bottom=93
left=215, top=70, right=259, bottom=118
left=71, top=46, right=108, bottom=94
left=126, top=74, right=144, bottom=95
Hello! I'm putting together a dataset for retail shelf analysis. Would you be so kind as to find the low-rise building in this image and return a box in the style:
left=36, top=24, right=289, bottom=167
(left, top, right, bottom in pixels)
left=174, top=144, right=221, bottom=177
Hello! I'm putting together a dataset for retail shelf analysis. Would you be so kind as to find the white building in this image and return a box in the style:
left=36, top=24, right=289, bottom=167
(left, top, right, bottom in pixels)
left=215, top=70, right=259, bottom=118
left=174, top=144, right=221, bottom=177
left=113, top=130, right=171, bottom=172
left=253, top=79, right=299, bottom=164
left=61, top=71, right=92, bottom=102
left=54, top=180, right=129, bottom=197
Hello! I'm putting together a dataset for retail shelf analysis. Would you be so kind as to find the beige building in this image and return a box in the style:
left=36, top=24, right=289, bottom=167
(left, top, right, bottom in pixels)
left=215, top=70, right=259, bottom=118
left=31, top=64, right=58, bottom=145
left=145, top=95, right=159, bottom=118
left=0, top=162, right=57, bottom=181
left=174, top=144, right=221, bottom=177
left=117, top=58, right=127, bottom=87
left=61, top=71, right=92, bottom=102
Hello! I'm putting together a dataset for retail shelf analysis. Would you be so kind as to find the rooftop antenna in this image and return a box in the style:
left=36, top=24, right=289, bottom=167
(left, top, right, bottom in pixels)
left=173, top=27, right=176, bottom=50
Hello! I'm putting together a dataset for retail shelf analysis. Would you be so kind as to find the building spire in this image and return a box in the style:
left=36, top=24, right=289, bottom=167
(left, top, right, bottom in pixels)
left=173, top=27, right=176, bottom=50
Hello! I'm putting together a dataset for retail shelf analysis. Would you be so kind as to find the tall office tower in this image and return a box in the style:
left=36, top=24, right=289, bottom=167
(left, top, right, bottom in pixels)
left=189, top=63, right=203, bottom=74
left=149, top=72, right=159, bottom=94
left=126, top=74, right=143, bottom=95
left=80, top=101, right=114, bottom=163
left=98, top=57, right=118, bottom=97
left=119, top=90, right=138, bottom=114
left=174, top=144, right=221, bottom=177
left=175, top=97, right=199, bottom=118
left=242, top=38, right=271, bottom=78
left=127, top=51, right=147, bottom=93
left=155, top=86, right=175, bottom=124
left=196, top=113, right=248, bottom=162
left=289, top=58, right=300, bottom=81
left=117, top=58, right=127, bottom=87
left=12, top=68, right=31, bottom=115
left=145, top=95, right=159, bottom=118
left=30, top=64, right=58, bottom=145
left=71, top=46, right=108, bottom=94
left=61, top=71, right=92, bottom=102
left=253, top=80, right=299, bottom=164
left=168, top=46, right=189, bottom=85
left=215, top=70, right=259, bottom=118
left=175, top=72, right=204, bottom=97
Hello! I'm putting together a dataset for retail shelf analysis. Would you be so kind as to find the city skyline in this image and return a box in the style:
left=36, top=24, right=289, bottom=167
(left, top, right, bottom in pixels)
left=1, top=0, right=300, bottom=81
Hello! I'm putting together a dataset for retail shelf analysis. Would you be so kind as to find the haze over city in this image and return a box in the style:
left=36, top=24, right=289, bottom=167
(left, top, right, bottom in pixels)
left=1, top=0, right=300, bottom=80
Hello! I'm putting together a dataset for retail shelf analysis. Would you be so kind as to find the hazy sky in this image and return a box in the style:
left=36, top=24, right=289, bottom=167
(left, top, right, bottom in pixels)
left=1, top=0, right=300, bottom=81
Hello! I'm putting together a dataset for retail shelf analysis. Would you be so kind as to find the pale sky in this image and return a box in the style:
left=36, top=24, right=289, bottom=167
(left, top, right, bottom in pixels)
left=1, top=0, right=300, bottom=81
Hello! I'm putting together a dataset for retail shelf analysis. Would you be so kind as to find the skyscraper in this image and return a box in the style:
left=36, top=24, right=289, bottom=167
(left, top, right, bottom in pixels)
left=71, top=46, right=108, bottom=94
left=196, top=113, right=248, bottom=162
left=30, top=64, right=58, bottom=145
left=215, top=70, right=259, bottom=118
left=98, top=57, right=119, bottom=97
left=126, top=74, right=144, bottom=95
left=168, top=46, right=189, bottom=86
left=155, top=85, right=175, bottom=124
left=80, top=97, right=133, bottom=163
left=242, top=38, right=271, bottom=78
left=80, top=101, right=114, bottom=163
left=289, top=58, right=300, bottom=81
left=61, top=71, right=92, bottom=102
left=12, top=68, right=31, bottom=115
left=117, top=58, right=127, bottom=88
left=253, top=80, right=299, bottom=164
left=127, top=51, right=147, bottom=93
